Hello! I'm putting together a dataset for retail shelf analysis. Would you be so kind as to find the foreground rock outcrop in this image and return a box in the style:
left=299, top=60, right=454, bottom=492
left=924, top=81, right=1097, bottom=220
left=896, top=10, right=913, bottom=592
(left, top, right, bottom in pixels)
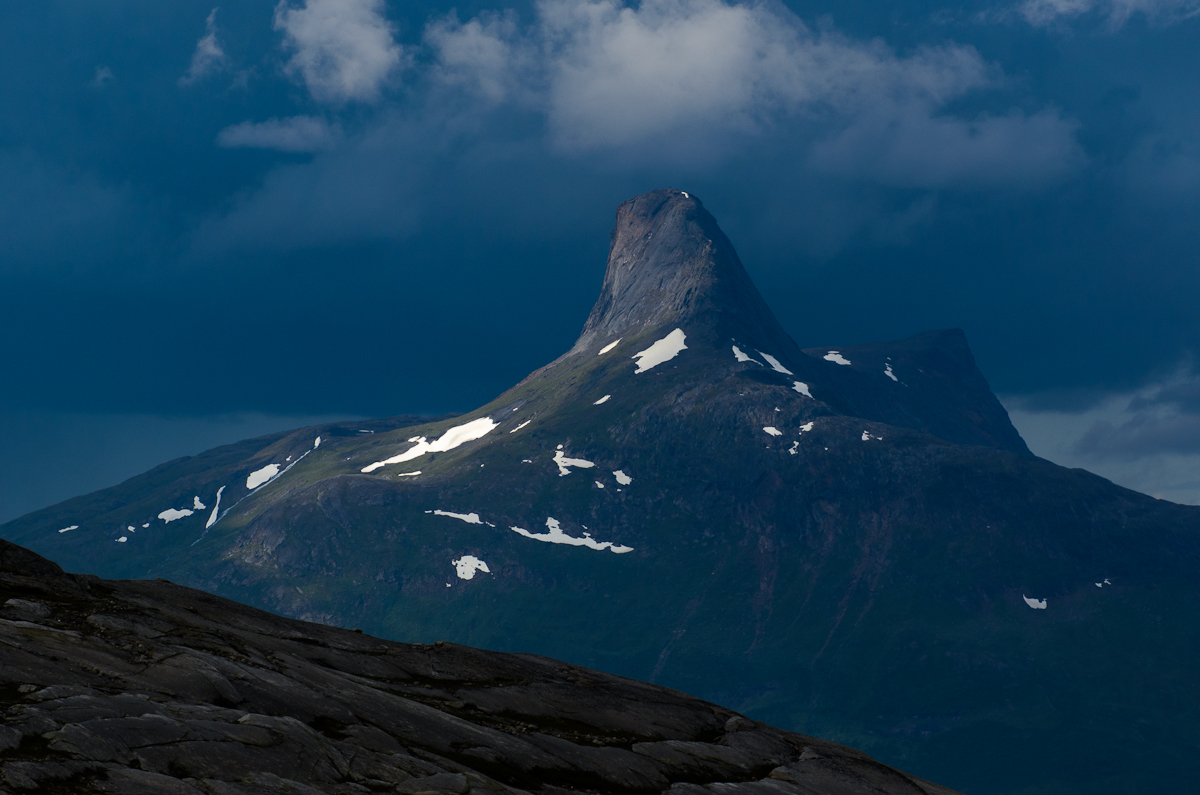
left=0, top=539, right=959, bottom=795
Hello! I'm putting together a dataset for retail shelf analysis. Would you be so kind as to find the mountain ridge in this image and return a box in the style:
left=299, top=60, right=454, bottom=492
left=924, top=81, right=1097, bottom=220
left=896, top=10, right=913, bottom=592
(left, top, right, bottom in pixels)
left=3, top=189, right=1199, bottom=795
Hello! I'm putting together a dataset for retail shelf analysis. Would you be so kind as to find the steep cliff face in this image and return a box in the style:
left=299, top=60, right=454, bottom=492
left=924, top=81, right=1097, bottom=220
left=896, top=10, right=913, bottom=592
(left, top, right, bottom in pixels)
left=4, top=190, right=1199, bottom=795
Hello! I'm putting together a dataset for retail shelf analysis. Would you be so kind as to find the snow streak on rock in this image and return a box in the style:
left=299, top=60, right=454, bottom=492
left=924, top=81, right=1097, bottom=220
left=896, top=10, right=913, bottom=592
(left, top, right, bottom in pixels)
left=632, top=329, right=687, bottom=373
left=453, top=555, right=490, bottom=580
left=732, top=346, right=760, bottom=364
left=509, top=518, right=633, bottom=554
left=247, top=464, right=280, bottom=490
left=362, top=417, right=498, bottom=472
left=158, top=508, right=194, bottom=523
left=205, top=486, right=225, bottom=529
left=758, top=352, right=793, bottom=375
left=433, top=510, right=483, bottom=525
left=792, top=381, right=812, bottom=398
left=554, top=450, right=596, bottom=477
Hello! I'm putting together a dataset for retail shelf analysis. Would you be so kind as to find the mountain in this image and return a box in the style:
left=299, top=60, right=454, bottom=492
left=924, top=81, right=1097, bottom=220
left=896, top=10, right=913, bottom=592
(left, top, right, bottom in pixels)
left=5, top=189, right=1200, bottom=795
left=0, top=538, right=963, bottom=795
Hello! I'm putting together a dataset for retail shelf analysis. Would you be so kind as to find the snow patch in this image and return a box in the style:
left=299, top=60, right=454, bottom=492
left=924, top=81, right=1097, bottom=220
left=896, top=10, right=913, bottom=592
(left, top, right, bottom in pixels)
left=158, top=508, right=194, bottom=523
left=361, top=416, right=499, bottom=472
left=397, top=470, right=421, bottom=477
left=433, top=510, right=483, bottom=525
left=595, top=481, right=605, bottom=488
left=192, top=496, right=206, bottom=510
left=510, top=420, right=531, bottom=433
left=117, top=537, right=127, bottom=543
left=613, top=470, right=633, bottom=485
left=800, top=422, right=814, bottom=432
left=792, top=381, right=812, bottom=398
left=58, top=525, right=78, bottom=534
left=142, top=523, right=149, bottom=528
left=824, top=351, right=852, bottom=365
left=314, top=436, right=321, bottom=448
left=509, top=517, right=633, bottom=554
left=1023, top=595, right=1047, bottom=609
left=884, top=363, right=898, bottom=382
left=861, top=431, right=882, bottom=441
left=732, top=346, right=760, bottom=364
left=632, top=328, right=687, bottom=373
left=593, top=395, right=611, bottom=405
left=553, top=450, right=595, bottom=477
left=205, top=486, right=225, bottom=529
left=758, top=352, right=793, bottom=375
left=247, top=464, right=280, bottom=490
left=598, top=338, right=622, bottom=355
left=763, top=427, right=782, bottom=437
left=453, top=555, right=490, bottom=580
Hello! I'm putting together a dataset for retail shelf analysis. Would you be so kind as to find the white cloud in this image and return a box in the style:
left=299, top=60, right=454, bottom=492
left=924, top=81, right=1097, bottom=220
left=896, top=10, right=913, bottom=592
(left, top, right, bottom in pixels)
left=273, top=0, right=403, bottom=104
left=425, top=12, right=530, bottom=105
left=217, top=116, right=341, bottom=152
left=1020, top=0, right=1200, bottom=27
left=180, top=8, right=227, bottom=86
left=424, top=0, right=1082, bottom=185
left=91, top=66, right=115, bottom=88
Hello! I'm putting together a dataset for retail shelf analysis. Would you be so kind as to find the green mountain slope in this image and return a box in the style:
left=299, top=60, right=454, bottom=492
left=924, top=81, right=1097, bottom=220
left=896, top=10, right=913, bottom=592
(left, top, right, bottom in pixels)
left=4, top=190, right=1198, bottom=795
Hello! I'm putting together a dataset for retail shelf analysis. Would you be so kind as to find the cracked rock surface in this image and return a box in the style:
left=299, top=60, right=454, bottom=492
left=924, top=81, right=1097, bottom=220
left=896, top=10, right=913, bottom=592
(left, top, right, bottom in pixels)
left=0, top=540, right=960, bottom=795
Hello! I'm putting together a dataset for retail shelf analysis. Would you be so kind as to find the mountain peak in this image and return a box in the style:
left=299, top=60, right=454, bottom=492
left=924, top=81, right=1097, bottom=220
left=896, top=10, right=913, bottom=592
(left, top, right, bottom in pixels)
left=572, top=189, right=791, bottom=351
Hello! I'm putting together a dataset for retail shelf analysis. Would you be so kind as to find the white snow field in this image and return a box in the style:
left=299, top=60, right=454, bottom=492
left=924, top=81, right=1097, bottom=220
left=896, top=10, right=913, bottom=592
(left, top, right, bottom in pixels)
left=632, top=329, right=687, bottom=373
left=433, top=510, right=483, bottom=525
left=246, top=464, right=280, bottom=490
left=758, top=352, right=793, bottom=375
left=509, top=517, right=633, bottom=554
left=452, top=555, right=491, bottom=580
left=361, top=416, right=498, bottom=472
left=553, top=449, right=596, bottom=476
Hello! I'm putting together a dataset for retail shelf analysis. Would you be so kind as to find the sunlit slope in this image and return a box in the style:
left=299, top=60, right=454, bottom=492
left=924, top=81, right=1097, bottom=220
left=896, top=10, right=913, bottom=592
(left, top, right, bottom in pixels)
left=4, top=190, right=1199, bottom=795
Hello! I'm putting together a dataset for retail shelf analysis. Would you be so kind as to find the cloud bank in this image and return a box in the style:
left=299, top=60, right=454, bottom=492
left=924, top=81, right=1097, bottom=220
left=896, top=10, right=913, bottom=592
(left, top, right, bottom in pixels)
left=424, top=0, right=1082, bottom=183
left=217, top=116, right=341, bottom=152
left=273, top=0, right=403, bottom=103
left=180, top=8, right=227, bottom=86
left=1020, top=0, right=1200, bottom=27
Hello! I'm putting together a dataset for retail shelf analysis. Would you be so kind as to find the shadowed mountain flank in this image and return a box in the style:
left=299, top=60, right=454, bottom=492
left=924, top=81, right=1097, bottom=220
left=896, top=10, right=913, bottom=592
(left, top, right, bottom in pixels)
left=0, top=539, right=962, bottom=795
left=4, top=190, right=1199, bottom=795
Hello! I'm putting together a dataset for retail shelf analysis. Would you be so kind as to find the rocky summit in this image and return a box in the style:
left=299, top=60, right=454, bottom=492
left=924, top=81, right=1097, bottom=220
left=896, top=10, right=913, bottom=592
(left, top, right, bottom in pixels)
left=0, top=539, right=962, bottom=795
left=5, top=190, right=1200, bottom=795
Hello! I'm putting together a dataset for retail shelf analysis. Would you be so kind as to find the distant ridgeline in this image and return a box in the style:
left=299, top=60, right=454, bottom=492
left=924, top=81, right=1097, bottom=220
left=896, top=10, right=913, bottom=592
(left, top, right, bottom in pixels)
left=5, top=190, right=1199, bottom=795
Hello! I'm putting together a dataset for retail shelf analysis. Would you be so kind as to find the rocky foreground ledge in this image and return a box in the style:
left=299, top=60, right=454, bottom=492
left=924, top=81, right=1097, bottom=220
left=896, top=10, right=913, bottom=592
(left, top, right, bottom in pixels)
left=0, top=540, right=959, bottom=795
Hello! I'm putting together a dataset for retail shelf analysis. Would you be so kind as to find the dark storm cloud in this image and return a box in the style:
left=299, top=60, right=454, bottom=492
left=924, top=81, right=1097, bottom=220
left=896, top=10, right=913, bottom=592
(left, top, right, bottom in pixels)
left=0, top=0, right=1198, bottom=422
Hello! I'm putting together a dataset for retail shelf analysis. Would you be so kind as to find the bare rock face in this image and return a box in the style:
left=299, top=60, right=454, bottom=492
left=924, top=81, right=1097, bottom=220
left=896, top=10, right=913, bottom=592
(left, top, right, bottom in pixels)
left=0, top=539, right=959, bottom=795
left=574, top=190, right=791, bottom=354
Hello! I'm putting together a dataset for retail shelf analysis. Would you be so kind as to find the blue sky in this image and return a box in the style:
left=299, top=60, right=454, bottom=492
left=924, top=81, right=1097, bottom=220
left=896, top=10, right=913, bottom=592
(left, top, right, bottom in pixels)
left=3, top=0, right=1200, bottom=520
